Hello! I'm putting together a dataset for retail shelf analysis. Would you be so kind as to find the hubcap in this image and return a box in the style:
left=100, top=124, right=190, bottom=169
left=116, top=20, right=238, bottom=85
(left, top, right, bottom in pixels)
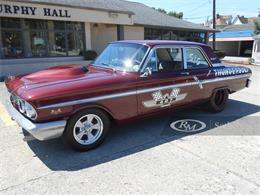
left=73, top=114, right=103, bottom=145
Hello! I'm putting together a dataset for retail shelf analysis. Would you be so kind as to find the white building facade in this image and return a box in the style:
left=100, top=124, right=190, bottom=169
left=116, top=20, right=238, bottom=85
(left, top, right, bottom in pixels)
left=252, top=34, right=260, bottom=65
left=0, top=0, right=214, bottom=79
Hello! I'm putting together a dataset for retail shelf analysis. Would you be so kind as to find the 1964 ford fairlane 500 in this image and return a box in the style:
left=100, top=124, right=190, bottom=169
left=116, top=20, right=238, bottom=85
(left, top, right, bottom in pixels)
left=5, top=41, right=252, bottom=151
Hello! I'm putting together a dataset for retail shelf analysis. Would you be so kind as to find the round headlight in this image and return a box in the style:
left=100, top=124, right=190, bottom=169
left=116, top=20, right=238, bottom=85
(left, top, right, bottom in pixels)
left=18, top=99, right=26, bottom=113
left=24, top=101, right=37, bottom=119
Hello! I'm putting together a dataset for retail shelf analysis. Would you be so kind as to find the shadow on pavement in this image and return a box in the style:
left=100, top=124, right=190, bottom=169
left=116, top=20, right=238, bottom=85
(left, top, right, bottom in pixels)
left=27, top=99, right=259, bottom=171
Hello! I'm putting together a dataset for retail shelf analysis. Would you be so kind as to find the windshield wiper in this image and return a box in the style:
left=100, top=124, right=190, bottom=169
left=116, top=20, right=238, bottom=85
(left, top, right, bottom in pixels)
left=101, top=63, right=117, bottom=71
left=101, top=62, right=114, bottom=68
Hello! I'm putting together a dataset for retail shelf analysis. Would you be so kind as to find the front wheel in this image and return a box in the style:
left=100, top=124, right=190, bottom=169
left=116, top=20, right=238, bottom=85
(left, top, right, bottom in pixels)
left=63, top=109, right=110, bottom=151
left=206, top=89, right=229, bottom=113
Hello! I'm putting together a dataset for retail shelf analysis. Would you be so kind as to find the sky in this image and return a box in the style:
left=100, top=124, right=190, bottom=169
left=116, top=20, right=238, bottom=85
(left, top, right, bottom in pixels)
left=127, top=0, right=260, bottom=24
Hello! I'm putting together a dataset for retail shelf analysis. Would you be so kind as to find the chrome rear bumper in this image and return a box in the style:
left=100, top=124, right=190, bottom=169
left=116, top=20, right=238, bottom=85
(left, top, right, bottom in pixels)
left=6, top=98, right=66, bottom=141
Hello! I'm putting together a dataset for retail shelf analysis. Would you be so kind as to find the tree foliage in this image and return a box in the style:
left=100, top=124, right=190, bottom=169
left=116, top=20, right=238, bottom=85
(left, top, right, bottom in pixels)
left=152, top=7, right=183, bottom=19
left=168, top=11, right=183, bottom=19
left=255, top=21, right=260, bottom=35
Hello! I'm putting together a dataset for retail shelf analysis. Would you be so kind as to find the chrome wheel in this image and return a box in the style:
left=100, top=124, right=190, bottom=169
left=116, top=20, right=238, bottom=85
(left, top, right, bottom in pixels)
left=73, top=114, right=103, bottom=145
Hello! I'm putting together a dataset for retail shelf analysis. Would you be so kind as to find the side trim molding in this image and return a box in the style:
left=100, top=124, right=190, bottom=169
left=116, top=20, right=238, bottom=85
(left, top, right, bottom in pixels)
left=38, top=73, right=251, bottom=110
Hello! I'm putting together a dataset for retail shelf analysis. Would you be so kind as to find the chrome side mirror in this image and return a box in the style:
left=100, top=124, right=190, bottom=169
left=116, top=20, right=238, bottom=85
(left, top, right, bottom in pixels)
left=140, top=67, right=152, bottom=78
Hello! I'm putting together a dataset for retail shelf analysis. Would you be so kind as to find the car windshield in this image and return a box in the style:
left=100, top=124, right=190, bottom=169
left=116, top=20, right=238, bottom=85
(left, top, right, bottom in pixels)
left=94, top=43, right=149, bottom=72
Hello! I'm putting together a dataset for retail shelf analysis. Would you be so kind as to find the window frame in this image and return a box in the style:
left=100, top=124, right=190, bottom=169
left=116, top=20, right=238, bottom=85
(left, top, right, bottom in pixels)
left=94, top=42, right=151, bottom=73
left=183, top=46, right=212, bottom=70
left=141, top=45, right=185, bottom=73
left=144, top=28, right=207, bottom=43
left=0, top=17, right=86, bottom=59
left=140, top=45, right=212, bottom=73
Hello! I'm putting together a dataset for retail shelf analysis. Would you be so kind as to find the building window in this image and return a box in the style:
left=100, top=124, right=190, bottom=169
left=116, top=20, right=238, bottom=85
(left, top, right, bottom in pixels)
left=0, top=17, right=85, bottom=59
left=1, top=18, right=21, bottom=29
left=144, top=28, right=206, bottom=43
left=30, top=31, right=48, bottom=57
left=49, top=32, right=66, bottom=56
left=67, top=31, right=84, bottom=56
left=2, top=31, right=24, bottom=58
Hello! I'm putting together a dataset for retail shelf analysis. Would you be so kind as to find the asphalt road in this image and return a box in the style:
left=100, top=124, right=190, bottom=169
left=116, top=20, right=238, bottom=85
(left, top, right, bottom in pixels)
left=0, top=65, right=259, bottom=194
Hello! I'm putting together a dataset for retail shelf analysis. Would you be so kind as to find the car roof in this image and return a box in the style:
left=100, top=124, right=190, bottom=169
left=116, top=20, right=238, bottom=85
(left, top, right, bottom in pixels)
left=111, top=40, right=208, bottom=47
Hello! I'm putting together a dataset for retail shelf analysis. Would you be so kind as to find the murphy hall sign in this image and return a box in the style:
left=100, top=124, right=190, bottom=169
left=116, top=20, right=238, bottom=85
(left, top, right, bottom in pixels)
left=0, top=2, right=71, bottom=18
left=0, top=0, right=133, bottom=24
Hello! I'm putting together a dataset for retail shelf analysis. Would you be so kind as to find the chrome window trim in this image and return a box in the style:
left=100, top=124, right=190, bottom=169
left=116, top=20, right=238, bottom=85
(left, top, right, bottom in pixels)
left=184, top=46, right=213, bottom=70
left=140, top=45, right=186, bottom=73
left=38, top=73, right=251, bottom=110
left=183, top=48, right=187, bottom=69
left=93, top=43, right=151, bottom=73
left=140, top=45, right=213, bottom=73
left=142, top=49, right=159, bottom=72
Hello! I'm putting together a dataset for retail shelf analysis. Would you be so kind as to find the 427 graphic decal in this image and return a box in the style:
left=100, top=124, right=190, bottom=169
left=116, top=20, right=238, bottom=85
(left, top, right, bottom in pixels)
left=142, top=88, right=187, bottom=108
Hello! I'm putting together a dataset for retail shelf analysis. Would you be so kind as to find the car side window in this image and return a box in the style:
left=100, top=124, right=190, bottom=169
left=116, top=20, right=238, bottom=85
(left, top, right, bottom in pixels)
left=186, top=48, right=210, bottom=69
left=146, top=47, right=183, bottom=73
left=157, top=48, right=183, bottom=72
left=146, top=50, right=158, bottom=72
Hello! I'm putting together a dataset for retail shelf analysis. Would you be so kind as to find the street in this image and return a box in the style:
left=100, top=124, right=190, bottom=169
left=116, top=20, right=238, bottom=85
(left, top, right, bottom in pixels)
left=0, top=65, right=259, bottom=195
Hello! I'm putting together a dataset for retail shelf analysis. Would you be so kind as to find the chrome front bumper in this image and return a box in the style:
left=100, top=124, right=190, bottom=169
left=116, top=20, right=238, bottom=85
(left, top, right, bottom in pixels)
left=6, top=98, right=67, bottom=141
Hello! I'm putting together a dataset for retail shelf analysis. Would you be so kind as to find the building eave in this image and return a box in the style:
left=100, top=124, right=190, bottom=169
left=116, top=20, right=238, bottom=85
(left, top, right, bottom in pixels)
left=12, top=0, right=135, bottom=15
left=136, top=23, right=219, bottom=33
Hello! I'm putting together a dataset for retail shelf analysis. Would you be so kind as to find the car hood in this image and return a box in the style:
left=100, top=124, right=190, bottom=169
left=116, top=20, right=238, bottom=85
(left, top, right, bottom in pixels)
left=5, top=64, right=117, bottom=98
left=21, top=64, right=87, bottom=84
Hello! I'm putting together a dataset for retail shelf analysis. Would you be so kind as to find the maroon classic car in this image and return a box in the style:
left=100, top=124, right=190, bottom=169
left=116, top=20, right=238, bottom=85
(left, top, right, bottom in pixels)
left=5, top=40, right=252, bottom=151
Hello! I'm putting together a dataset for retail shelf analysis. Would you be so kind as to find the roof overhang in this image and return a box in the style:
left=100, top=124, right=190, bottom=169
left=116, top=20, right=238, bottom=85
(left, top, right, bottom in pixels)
left=209, top=36, right=254, bottom=41
left=137, top=24, right=219, bottom=33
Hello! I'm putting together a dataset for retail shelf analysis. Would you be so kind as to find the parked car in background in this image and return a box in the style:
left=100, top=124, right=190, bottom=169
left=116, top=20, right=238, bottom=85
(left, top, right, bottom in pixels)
left=5, top=41, right=252, bottom=151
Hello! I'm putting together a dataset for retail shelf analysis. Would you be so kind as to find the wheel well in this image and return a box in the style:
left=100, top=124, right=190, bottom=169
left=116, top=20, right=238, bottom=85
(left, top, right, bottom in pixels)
left=72, top=106, right=115, bottom=124
left=212, top=87, right=231, bottom=95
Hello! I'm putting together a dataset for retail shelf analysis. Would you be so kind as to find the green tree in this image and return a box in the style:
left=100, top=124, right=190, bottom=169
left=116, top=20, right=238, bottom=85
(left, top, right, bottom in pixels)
left=168, top=11, right=183, bottom=19
left=255, top=21, right=260, bottom=35
left=152, top=7, right=183, bottom=19
left=156, top=8, right=167, bottom=14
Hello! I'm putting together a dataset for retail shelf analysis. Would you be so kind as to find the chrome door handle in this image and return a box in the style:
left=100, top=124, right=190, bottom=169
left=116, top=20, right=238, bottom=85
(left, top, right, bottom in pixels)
left=193, top=76, right=203, bottom=89
left=181, top=72, right=190, bottom=76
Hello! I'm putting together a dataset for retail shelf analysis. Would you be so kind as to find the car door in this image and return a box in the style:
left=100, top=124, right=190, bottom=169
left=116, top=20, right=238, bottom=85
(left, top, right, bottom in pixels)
left=183, top=47, right=214, bottom=102
left=137, top=46, right=195, bottom=115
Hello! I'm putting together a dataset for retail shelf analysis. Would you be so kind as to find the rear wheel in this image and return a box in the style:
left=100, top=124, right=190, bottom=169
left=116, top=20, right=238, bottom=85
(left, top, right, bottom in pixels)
left=206, top=89, right=229, bottom=113
left=63, top=109, right=110, bottom=151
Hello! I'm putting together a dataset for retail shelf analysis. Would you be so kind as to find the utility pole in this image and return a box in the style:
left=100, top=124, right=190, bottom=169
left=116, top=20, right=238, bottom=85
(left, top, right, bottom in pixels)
left=212, top=0, right=216, bottom=51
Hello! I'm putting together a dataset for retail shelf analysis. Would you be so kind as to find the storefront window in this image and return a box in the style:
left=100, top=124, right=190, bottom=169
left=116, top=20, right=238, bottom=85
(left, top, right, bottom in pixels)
left=1, top=18, right=21, bottom=29
left=145, top=28, right=206, bottom=43
left=30, top=31, right=48, bottom=57
left=67, top=32, right=84, bottom=56
left=144, top=28, right=161, bottom=40
left=0, top=17, right=85, bottom=59
left=2, top=31, right=23, bottom=58
left=53, top=21, right=66, bottom=30
left=25, top=19, right=47, bottom=30
left=49, top=32, right=66, bottom=56
left=66, top=22, right=84, bottom=31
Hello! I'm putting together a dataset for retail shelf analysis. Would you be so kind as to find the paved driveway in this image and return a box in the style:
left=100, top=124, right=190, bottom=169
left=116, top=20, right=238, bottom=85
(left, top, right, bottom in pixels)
left=0, top=66, right=260, bottom=194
